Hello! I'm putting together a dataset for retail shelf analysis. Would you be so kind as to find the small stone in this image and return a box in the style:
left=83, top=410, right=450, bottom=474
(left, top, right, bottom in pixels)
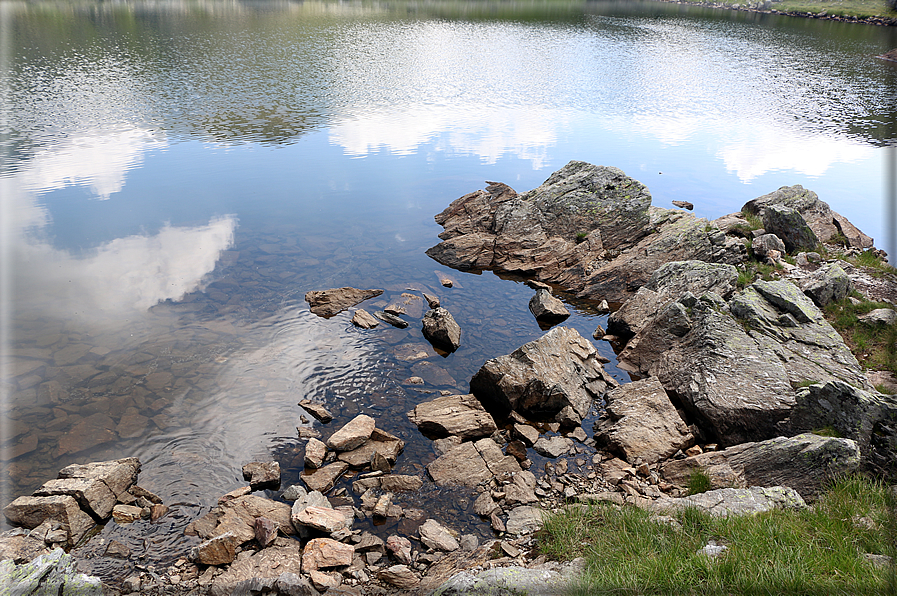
left=386, top=535, right=412, bottom=565
left=255, top=516, right=279, bottom=547
left=419, top=519, right=459, bottom=552
left=378, top=565, right=419, bottom=589
left=309, top=570, right=342, bottom=591
left=104, top=540, right=131, bottom=558
left=305, top=438, right=327, bottom=469
left=327, top=415, right=376, bottom=451
left=190, top=532, right=239, bottom=566
left=242, top=461, right=281, bottom=491
left=112, top=505, right=144, bottom=524
left=150, top=504, right=169, bottom=522
left=302, top=538, right=354, bottom=572
left=299, top=400, right=334, bottom=424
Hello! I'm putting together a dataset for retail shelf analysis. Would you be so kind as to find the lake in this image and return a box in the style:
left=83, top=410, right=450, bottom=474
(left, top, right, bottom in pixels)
left=1, top=0, right=895, bottom=581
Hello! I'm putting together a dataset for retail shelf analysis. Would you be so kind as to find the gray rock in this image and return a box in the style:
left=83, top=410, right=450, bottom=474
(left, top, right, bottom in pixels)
left=608, top=260, right=738, bottom=341
left=242, top=461, right=281, bottom=491
left=0, top=548, right=103, bottom=595
left=290, top=491, right=331, bottom=535
left=209, top=540, right=310, bottom=596
left=0, top=531, right=49, bottom=564
left=760, top=205, right=819, bottom=254
left=620, top=278, right=869, bottom=445
left=789, top=381, right=897, bottom=470
left=304, top=438, right=327, bottom=469
left=859, top=308, right=897, bottom=326
left=419, top=519, right=460, bottom=552
left=742, top=185, right=872, bottom=250
left=503, top=471, right=538, bottom=507
left=431, top=562, right=583, bottom=596
left=422, top=307, right=462, bottom=352
left=32, top=477, right=117, bottom=520
left=661, top=433, right=860, bottom=499
left=594, top=377, right=692, bottom=464
left=652, top=486, right=806, bottom=518
left=298, top=400, right=334, bottom=424
left=532, top=436, right=573, bottom=459
left=504, top=506, right=544, bottom=536
left=513, top=424, right=539, bottom=447
left=470, top=326, right=616, bottom=425
left=57, top=457, right=140, bottom=500
left=407, top=393, right=497, bottom=441
left=255, top=516, right=278, bottom=547
left=528, top=289, right=570, bottom=324
left=386, top=535, right=413, bottom=565
left=336, top=434, right=404, bottom=469
left=305, top=287, right=383, bottom=317
left=473, top=493, right=499, bottom=517
left=374, top=311, right=409, bottom=328
left=281, top=484, right=307, bottom=502
left=751, top=233, right=786, bottom=258
left=798, top=262, right=851, bottom=307
left=427, top=439, right=521, bottom=488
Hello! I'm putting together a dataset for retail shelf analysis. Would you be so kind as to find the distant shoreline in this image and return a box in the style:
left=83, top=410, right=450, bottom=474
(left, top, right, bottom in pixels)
left=655, top=0, right=897, bottom=26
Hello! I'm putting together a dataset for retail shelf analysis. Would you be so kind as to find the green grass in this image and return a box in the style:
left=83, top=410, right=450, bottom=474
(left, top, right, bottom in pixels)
left=823, top=297, right=897, bottom=375
left=687, top=469, right=713, bottom=495
left=539, top=474, right=895, bottom=595
left=735, top=261, right=778, bottom=289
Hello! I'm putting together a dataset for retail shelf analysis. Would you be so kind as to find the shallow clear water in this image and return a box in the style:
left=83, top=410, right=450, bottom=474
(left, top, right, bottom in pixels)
left=1, top=0, right=895, bottom=580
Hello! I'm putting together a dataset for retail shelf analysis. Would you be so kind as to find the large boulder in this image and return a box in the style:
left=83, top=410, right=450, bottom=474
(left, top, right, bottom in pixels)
left=208, top=539, right=315, bottom=596
left=594, top=377, right=693, bottom=464
left=661, top=433, right=861, bottom=499
left=2, top=496, right=95, bottom=547
left=787, top=381, right=897, bottom=474
left=469, top=326, right=617, bottom=425
left=742, top=185, right=872, bottom=249
left=617, top=275, right=871, bottom=445
left=761, top=205, right=819, bottom=253
left=796, top=262, right=851, bottom=307
left=407, top=394, right=497, bottom=441
left=573, top=208, right=747, bottom=304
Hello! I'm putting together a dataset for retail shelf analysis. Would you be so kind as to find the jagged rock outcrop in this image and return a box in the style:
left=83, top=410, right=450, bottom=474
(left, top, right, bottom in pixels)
left=469, top=326, right=617, bottom=425
left=796, top=262, right=851, bottom=307
left=660, top=433, right=861, bottom=499
left=0, top=548, right=103, bottom=595
left=742, top=185, right=873, bottom=249
left=426, top=161, right=746, bottom=304
left=614, top=261, right=871, bottom=445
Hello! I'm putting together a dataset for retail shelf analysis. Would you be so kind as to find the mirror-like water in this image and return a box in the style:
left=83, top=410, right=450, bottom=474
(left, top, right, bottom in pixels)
left=1, top=0, right=895, bottom=582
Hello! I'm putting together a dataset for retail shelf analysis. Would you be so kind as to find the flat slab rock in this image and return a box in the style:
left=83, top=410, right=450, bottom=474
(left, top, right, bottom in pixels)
left=407, top=393, right=497, bottom=441
left=427, top=439, right=521, bottom=488
left=209, top=539, right=314, bottom=596
left=661, top=433, right=860, bottom=499
left=651, top=486, right=807, bottom=518
left=305, top=287, right=383, bottom=318
left=432, top=559, right=586, bottom=596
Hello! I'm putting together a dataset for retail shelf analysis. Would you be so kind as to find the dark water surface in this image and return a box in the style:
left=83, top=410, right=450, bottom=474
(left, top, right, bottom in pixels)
left=1, top=0, right=895, bottom=581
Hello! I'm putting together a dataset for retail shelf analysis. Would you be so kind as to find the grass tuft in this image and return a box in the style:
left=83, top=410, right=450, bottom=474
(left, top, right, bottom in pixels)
left=687, top=469, right=713, bottom=495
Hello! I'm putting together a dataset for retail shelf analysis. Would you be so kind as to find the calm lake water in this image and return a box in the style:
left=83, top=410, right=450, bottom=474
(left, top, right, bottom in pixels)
left=1, top=0, right=896, bottom=580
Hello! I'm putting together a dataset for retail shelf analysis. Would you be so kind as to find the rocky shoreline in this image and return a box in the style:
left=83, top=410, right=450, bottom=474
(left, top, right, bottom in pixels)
left=3, top=161, right=897, bottom=594
left=657, top=0, right=897, bottom=27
